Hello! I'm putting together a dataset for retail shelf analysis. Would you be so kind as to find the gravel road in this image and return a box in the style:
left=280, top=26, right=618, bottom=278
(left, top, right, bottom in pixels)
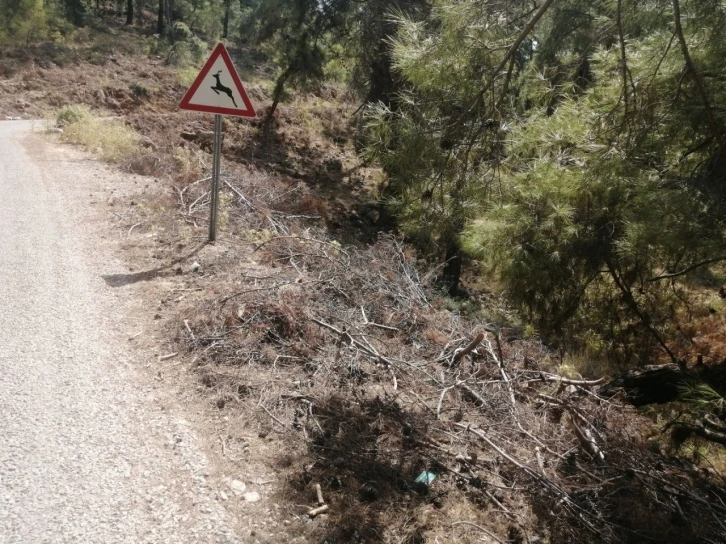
left=0, top=121, right=243, bottom=544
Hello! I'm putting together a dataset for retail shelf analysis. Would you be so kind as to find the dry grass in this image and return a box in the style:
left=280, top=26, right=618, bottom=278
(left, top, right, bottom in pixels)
left=60, top=114, right=142, bottom=162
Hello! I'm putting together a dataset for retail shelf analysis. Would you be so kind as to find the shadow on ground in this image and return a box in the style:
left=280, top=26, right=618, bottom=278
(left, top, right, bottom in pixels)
left=102, top=241, right=207, bottom=287
left=277, top=394, right=446, bottom=543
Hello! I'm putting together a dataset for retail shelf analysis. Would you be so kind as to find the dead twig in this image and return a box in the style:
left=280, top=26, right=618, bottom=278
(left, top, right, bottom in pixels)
left=158, top=352, right=179, bottom=361
left=451, top=521, right=506, bottom=544
left=314, top=483, right=325, bottom=505
left=259, top=403, right=287, bottom=428
left=308, top=504, right=328, bottom=518
left=223, top=178, right=256, bottom=211
left=360, top=306, right=400, bottom=331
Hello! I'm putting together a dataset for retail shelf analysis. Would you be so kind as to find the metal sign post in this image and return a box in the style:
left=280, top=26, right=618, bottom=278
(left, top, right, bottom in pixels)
left=179, top=43, right=257, bottom=243
left=209, top=114, right=223, bottom=242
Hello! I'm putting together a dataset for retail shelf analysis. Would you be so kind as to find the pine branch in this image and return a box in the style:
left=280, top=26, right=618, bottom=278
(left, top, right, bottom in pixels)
left=672, top=0, right=723, bottom=141
left=647, top=255, right=726, bottom=282
left=461, top=0, right=557, bottom=120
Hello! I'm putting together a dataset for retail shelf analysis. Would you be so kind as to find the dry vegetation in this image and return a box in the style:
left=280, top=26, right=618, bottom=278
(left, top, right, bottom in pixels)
left=3, top=22, right=725, bottom=544
left=162, top=165, right=726, bottom=543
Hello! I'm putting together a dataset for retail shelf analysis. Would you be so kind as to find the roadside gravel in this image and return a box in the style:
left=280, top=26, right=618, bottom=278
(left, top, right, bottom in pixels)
left=0, top=121, right=244, bottom=544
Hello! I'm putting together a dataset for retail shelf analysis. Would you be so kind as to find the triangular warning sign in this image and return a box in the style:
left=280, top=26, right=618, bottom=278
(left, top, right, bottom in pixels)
left=179, top=43, right=256, bottom=118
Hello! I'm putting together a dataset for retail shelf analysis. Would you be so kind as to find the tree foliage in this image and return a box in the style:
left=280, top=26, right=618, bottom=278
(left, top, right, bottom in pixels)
left=365, top=0, right=726, bottom=366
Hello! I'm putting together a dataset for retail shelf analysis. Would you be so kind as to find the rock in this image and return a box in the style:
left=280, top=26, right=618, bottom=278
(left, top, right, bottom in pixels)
left=218, top=490, right=228, bottom=501
left=229, top=479, right=247, bottom=496
left=190, top=261, right=201, bottom=273
left=243, top=491, right=261, bottom=502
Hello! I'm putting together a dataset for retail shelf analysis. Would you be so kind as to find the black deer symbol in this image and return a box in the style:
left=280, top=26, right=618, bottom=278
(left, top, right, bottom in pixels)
left=211, top=71, right=237, bottom=107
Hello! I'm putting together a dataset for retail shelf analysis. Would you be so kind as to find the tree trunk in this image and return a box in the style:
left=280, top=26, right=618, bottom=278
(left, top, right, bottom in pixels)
left=222, top=0, right=230, bottom=38
left=157, top=0, right=165, bottom=35
left=599, top=361, right=726, bottom=406
left=441, top=238, right=462, bottom=297
left=605, top=257, right=680, bottom=366
left=440, top=175, right=466, bottom=297
left=165, top=0, right=173, bottom=38
left=262, top=67, right=292, bottom=142
left=366, top=39, right=396, bottom=107
left=673, top=421, right=726, bottom=446
left=125, top=0, right=133, bottom=25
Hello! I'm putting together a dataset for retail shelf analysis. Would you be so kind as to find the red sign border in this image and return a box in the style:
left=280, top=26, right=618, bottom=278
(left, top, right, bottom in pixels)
left=179, top=43, right=256, bottom=118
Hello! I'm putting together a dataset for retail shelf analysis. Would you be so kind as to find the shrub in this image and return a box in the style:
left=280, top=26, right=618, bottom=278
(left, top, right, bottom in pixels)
left=175, top=67, right=198, bottom=87
left=56, top=104, right=91, bottom=127
left=130, top=82, right=150, bottom=98
left=166, top=23, right=208, bottom=67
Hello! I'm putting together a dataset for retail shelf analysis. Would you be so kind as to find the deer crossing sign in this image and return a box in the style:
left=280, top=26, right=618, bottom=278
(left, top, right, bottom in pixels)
left=179, top=43, right=256, bottom=118
left=179, top=43, right=256, bottom=243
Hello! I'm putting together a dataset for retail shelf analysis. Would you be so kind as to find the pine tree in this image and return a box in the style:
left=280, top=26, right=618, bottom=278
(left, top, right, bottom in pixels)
left=365, top=0, right=555, bottom=295
left=254, top=0, right=352, bottom=133
left=463, top=0, right=726, bottom=361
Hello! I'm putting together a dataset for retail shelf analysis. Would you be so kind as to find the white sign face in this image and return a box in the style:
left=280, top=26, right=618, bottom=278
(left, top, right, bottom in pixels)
left=179, top=43, right=256, bottom=118
left=187, top=56, right=239, bottom=110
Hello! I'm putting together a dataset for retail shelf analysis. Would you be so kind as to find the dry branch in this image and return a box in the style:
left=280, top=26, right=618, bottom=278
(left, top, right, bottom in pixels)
left=308, top=504, right=329, bottom=518
left=451, top=332, right=484, bottom=365
left=315, top=483, right=325, bottom=505
left=566, top=413, right=605, bottom=463
left=451, top=521, right=506, bottom=544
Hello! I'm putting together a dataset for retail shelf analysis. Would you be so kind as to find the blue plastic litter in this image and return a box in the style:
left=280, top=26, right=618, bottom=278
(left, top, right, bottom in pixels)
left=415, top=471, right=436, bottom=485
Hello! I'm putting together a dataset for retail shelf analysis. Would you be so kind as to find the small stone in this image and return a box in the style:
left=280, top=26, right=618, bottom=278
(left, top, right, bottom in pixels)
left=243, top=491, right=261, bottom=502
left=190, top=261, right=201, bottom=273
left=219, top=490, right=228, bottom=501
left=229, top=479, right=246, bottom=496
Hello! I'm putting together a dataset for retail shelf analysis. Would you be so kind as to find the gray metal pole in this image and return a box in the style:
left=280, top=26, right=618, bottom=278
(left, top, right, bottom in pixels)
left=209, top=114, right=223, bottom=242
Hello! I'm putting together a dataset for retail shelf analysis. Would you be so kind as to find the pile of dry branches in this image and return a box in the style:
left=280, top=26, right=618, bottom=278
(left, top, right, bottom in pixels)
left=173, top=169, right=726, bottom=543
